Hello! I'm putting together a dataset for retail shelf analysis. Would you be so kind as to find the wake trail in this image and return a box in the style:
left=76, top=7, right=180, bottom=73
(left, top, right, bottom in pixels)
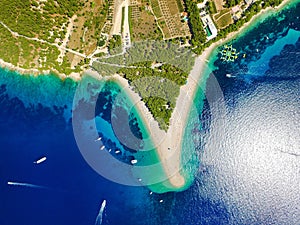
left=7, top=181, right=50, bottom=190
left=95, top=200, right=106, bottom=225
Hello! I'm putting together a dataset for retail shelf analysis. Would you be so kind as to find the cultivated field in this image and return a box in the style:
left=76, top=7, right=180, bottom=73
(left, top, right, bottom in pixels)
left=129, top=0, right=163, bottom=41
left=213, top=8, right=233, bottom=29
left=149, top=0, right=190, bottom=39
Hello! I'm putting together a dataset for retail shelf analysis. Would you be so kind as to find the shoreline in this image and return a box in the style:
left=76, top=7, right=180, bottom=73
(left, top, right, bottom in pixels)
left=108, top=74, right=179, bottom=186
left=0, top=0, right=294, bottom=190
left=0, top=59, right=82, bottom=81
left=106, top=53, right=212, bottom=189
left=117, top=0, right=295, bottom=189
left=0, top=0, right=292, bottom=80
left=0, top=0, right=292, bottom=81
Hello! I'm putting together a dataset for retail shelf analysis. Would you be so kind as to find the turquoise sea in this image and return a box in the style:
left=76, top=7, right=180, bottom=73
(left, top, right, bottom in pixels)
left=0, top=1, right=299, bottom=224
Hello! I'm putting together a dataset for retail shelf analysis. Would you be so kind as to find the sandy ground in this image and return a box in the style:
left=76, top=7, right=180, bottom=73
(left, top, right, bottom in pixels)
left=213, top=0, right=224, bottom=11
left=122, top=0, right=131, bottom=48
left=111, top=0, right=124, bottom=35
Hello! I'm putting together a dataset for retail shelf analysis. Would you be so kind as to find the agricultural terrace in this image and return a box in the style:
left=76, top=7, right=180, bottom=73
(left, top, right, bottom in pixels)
left=129, top=0, right=163, bottom=41
left=149, top=0, right=191, bottom=39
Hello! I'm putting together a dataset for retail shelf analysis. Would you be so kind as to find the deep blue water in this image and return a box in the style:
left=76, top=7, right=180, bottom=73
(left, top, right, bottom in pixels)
left=1, top=1, right=300, bottom=224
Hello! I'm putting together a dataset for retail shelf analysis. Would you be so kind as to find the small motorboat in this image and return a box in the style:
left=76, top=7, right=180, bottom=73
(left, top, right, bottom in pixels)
left=95, top=137, right=102, bottom=141
left=34, top=156, right=47, bottom=164
left=131, top=159, right=138, bottom=164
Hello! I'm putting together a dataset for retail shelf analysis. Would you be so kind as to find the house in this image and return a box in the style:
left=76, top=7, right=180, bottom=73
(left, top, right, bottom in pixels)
left=231, top=5, right=241, bottom=14
left=244, top=0, right=253, bottom=5
left=201, top=15, right=218, bottom=41
left=231, top=5, right=242, bottom=20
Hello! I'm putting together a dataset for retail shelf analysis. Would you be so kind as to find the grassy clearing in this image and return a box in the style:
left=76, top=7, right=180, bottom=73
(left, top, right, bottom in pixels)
left=208, top=1, right=218, bottom=14
left=215, top=10, right=233, bottom=28
left=214, top=9, right=231, bottom=20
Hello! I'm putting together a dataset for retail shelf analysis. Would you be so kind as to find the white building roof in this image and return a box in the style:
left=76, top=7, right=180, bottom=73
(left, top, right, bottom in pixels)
left=197, top=0, right=208, bottom=9
left=201, top=15, right=218, bottom=41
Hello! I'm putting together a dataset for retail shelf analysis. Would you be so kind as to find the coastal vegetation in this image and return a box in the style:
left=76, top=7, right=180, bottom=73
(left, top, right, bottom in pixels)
left=96, top=41, right=195, bottom=73
left=215, top=0, right=285, bottom=39
left=108, top=35, right=122, bottom=54
left=225, top=0, right=243, bottom=8
left=92, top=41, right=195, bottom=130
left=0, top=0, right=109, bottom=75
left=0, top=0, right=286, bottom=77
left=118, top=63, right=188, bottom=130
left=185, top=0, right=285, bottom=54
left=207, top=1, right=217, bottom=14
left=184, top=0, right=207, bottom=52
left=93, top=0, right=286, bottom=130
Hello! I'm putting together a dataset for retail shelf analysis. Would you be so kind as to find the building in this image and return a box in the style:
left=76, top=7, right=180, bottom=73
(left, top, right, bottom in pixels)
left=197, top=0, right=208, bottom=9
left=201, top=15, right=218, bottom=41
left=244, top=0, right=253, bottom=5
left=231, top=5, right=242, bottom=20
left=231, top=5, right=241, bottom=14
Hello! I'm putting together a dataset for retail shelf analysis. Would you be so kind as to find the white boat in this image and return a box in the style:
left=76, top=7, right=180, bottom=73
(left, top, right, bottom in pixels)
left=131, top=159, right=138, bottom=164
left=115, top=150, right=121, bottom=154
left=95, top=137, right=102, bottom=141
left=159, top=199, right=164, bottom=203
left=34, top=156, right=47, bottom=164
left=100, top=200, right=106, bottom=211
left=226, top=73, right=236, bottom=78
left=100, top=146, right=105, bottom=150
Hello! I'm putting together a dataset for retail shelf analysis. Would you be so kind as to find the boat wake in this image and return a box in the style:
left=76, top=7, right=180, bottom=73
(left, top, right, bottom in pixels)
left=7, top=181, right=49, bottom=190
left=95, top=200, right=106, bottom=225
left=226, top=73, right=236, bottom=78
